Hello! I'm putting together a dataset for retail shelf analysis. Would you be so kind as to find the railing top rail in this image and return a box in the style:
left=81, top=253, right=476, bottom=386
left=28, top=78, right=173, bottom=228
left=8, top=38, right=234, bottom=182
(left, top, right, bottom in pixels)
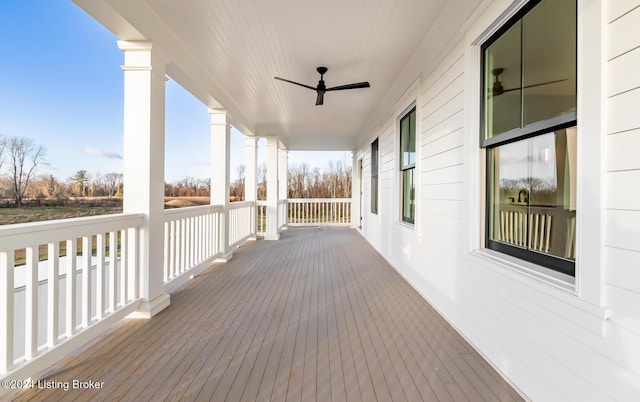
left=287, top=198, right=352, bottom=203
left=0, top=213, right=144, bottom=252
left=163, top=204, right=224, bottom=219
left=228, top=201, right=254, bottom=210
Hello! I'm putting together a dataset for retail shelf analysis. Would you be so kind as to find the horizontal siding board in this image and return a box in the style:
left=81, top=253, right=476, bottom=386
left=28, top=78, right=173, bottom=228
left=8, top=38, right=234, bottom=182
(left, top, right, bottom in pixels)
left=422, top=110, right=464, bottom=143
left=607, top=129, right=640, bottom=171
left=421, top=94, right=464, bottom=136
left=459, top=267, right=614, bottom=401
left=605, top=210, right=640, bottom=252
left=420, top=182, right=463, bottom=201
left=421, top=164, right=463, bottom=185
left=606, top=170, right=640, bottom=210
left=421, top=231, right=461, bottom=253
left=606, top=285, right=640, bottom=336
left=419, top=199, right=463, bottom=219
left=422, top=146, right=464, bottom=172
left=421, top=214, right=464, bottom=238
left=422, top=129, right=464, bottom=156
left=606, top=0, right=640, bottom=23
left=606, top=247, right=640, bottom=293
left=607, top=47, right=640, bottom=96
left=422, top=78, right=465, bottom=126
left=466, top=264, right=640, bottom=398
left=605, top=88, right=640, bottom=134
left=496, top=299, right=623, bottom=402
left=606, top=6, right=640, bottom=59
left=420, top=53, right=465, bottom=105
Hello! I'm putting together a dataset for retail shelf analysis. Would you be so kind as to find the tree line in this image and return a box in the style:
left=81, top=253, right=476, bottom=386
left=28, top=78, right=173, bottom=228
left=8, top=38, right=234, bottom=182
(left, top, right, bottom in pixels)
left=0, top=135, right=124, bottom=206
left=1, top=135, right=352, bottom=206
left=164, top=159, right=352, bottom=201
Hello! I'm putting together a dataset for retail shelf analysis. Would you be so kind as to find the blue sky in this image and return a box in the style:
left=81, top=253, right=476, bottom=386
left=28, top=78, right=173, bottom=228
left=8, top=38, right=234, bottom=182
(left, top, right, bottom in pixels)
left=0, top=1, right=349, bottom=183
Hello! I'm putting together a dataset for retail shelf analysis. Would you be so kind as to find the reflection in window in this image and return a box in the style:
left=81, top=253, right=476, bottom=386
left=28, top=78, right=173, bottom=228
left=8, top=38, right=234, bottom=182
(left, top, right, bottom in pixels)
left=488, top=127, right=577, bottom=275
left=483, top=0, right=576, bottom=140
left=482, top=0, right=577, bottom=276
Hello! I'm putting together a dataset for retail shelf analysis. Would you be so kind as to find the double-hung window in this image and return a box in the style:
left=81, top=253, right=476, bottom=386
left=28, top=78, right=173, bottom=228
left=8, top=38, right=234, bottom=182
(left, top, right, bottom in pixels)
left=371, top=138, right=379, bottom=214
left=400, top=107, right=416, bottom=224
left=482, top=0, right=577, bottom=276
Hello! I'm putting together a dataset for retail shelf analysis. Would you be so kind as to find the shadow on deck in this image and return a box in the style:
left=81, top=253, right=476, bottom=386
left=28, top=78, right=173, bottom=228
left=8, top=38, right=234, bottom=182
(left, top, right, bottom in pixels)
left=8, top=228, right=523, bottom=401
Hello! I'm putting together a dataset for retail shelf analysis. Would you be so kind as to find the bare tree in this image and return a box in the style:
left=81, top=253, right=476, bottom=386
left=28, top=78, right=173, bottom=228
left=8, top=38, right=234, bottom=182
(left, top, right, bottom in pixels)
left=0, top=135, right=6, bottom=172
left=103, top=172, right=124, bottom=197
left=8, top=136, right=46, bottom=205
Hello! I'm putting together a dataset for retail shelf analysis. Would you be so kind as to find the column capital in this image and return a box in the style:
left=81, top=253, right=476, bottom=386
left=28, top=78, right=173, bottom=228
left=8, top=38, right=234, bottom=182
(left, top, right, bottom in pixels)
left=244, top=136, right=258, bottom=147
left=208, top=109, right=229, bottom=125
left=118, top=40, right=165, bottom=76
left=117, top=40, right=152, bottom=52
left=265, top=136, right=279, bottom=148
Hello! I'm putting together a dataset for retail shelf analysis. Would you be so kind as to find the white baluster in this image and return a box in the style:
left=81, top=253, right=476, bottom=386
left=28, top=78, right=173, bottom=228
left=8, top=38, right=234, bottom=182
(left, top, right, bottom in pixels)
left=47, top=242, right=60, bottom=346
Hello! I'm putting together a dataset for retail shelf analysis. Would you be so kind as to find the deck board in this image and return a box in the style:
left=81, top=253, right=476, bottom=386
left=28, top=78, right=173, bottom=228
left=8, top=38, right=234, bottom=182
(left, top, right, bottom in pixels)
left=7, top=228, right=524, bottom=401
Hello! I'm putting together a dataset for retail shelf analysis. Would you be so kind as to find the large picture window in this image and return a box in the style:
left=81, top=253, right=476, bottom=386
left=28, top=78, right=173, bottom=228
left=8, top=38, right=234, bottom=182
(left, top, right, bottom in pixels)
left=482, top=0, right=577, bottom=276
left=371, top=138, right=379, bottom=214
left=400, top=108, right=416, bottom=224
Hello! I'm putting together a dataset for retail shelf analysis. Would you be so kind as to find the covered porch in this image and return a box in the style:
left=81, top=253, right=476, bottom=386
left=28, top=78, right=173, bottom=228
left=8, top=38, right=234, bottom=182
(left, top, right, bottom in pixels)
left=5, top=228, right=522, bottom=401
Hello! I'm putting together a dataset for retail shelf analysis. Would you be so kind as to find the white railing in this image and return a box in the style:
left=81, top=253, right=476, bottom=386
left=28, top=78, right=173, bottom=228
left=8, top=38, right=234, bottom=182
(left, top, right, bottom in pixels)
left=0, top=214, right=143, bottom=378
left=257, top=200, right=267, bottom=237
left=256, top=198, right=352, bottom=236
left=163, top=205, right=223, bottom=290
left=278, top=199, right=288, bottom=231
left=229, top=201, right=254, bottom=248
left=287, top=198, right=352, bottom=226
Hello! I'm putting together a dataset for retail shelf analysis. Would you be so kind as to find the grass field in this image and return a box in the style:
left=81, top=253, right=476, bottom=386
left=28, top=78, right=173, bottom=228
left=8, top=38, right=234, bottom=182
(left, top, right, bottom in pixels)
left=0, top=206, right=123, bottom=226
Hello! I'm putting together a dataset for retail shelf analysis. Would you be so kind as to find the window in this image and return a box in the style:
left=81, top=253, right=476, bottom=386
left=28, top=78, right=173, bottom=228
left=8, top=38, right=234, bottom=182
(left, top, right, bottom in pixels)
left=482, top=0, right=576, bottom=276
left=400, top=107, right=416, bottom=224
left=371, top=138, right=379, bottom=214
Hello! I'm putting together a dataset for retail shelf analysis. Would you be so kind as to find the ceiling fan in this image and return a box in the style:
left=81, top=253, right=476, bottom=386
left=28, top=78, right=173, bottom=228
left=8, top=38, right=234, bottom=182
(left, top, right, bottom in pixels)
left=274, top=66, right=370, bottom=106
left=489, top=68, right=567, bottom=97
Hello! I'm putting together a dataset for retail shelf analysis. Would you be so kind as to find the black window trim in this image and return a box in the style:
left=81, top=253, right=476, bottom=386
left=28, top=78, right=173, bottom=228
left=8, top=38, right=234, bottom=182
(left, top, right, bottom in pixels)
left=371, top=137, right=379, bottom=215
left=400, top=107, right=416, bottom=225
left=480, top=0, right=577, bottom=277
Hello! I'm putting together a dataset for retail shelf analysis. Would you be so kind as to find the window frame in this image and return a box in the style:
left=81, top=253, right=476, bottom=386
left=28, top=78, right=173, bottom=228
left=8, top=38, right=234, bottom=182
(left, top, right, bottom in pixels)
left=480, top=0, right=577, bottom=277
left=399, top=107, right=416, bottom=224
left=371, top=138, right=379, bottom=214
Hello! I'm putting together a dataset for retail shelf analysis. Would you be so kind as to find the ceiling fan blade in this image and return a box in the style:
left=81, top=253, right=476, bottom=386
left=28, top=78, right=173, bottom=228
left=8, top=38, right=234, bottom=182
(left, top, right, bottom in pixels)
left=316, top=92, right=324, bottom=106
left=274, top=77, right=317, bottom=91
left=326, top=82, right=370, bottom=91
left=502, top=78, right=568, bottom=93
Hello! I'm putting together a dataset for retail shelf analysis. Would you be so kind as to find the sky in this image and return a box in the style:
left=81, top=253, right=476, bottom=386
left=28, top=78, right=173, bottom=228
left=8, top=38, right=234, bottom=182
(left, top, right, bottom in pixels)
left=0, top=1, right=349, bottom=183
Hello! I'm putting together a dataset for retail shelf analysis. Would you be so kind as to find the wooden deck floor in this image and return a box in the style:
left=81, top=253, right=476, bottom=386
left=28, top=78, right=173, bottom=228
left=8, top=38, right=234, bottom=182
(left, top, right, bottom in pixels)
left=8, top=228, right=523, bottom=402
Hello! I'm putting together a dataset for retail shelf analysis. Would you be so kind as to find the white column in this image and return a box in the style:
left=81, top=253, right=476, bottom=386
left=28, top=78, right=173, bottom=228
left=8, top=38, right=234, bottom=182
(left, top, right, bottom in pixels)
left=244, top=136, right=258, bottom=238
left=351, top=151, right=361, bottom=229
left=278, top=147, right=288, bottom=230
left=210, top=109, right=233, bottom=260
left=118, top=40, right=170, bottom=318
left=265, top=137, right=280, bottom=240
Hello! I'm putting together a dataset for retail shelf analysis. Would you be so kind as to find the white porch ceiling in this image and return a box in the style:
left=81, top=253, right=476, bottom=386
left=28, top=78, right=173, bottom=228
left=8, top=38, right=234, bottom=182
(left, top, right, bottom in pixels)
left=74, top=0, right=482, bottom=150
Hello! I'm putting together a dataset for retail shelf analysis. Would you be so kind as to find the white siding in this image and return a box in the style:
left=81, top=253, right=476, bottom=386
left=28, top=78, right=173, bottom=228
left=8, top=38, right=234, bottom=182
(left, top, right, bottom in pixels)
left=357, top=0, right=640, bottom=400
left=605, top=0, right=640, bottom=346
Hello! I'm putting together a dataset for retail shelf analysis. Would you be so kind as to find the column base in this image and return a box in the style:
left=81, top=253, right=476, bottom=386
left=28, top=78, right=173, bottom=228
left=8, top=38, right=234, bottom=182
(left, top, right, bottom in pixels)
left=128, top=292, right=170, bottom=319
left=215, top=251, right=234, bottom=263
left=264, top=233, right=280, bottom=241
